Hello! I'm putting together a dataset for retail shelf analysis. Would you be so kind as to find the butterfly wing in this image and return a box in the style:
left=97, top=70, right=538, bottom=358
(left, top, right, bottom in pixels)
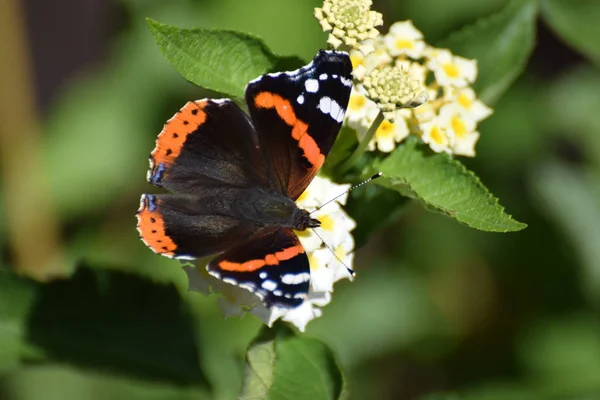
left=139, top=99, right=276, bottom=259
left=245, top=50, right=353, bottom=200
left=136, top=193, right=260, bottom=259
left=207, top=228, right=310, bottom=307
left=147, top=99, right=272, bottom=193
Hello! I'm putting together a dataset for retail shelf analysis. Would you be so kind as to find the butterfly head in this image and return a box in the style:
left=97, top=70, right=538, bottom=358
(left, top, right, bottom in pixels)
left=294, top=208, right=321, bottom=231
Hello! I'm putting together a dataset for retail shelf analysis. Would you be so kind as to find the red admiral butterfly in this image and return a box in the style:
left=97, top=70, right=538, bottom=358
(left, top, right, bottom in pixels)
left=137, top=50, right=353, bottom=308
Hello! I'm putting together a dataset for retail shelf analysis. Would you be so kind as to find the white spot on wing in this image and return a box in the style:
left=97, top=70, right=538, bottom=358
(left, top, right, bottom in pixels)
left=261, top=280, right=278, bottom=291
left=319, top=73, right=328, bottom=80
left=305, top=79, right=319, bottom=93
left=319, top=96, right=345, bottom=122
left=318, top=96, right=331, bottom=114
left=340, top=76, right=352, bottom=87
left=239, top=283, right=255, bottom=292
left=223, top=277, right=236, bottom=285
left=259, top=272, right=267, bottom=279
left=297, top=94, right=305, bottom=104
left=281, top=272, right=311, bottom=285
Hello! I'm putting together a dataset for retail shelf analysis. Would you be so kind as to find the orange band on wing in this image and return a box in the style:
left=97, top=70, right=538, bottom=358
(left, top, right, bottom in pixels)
left=218, top=244, right=305, bottom=272
left=136, top=196, right=177, bottom=257
left=254, top=92, right=324, bottom=169
left=151, top=101, right=208, bottom=166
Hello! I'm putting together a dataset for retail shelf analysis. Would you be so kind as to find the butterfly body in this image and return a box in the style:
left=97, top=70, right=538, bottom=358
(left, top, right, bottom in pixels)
left=137, top=50, right=352, bottom=308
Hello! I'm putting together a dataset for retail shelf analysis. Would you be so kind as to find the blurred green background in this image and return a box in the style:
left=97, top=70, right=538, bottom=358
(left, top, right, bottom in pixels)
left=2, top=0, right=600, bottom=399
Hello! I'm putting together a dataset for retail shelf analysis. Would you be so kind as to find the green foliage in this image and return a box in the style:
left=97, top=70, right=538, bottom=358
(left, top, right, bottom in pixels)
left=0, top=271, right=36, bottom=374
left=541, top=0, right=600, bottom=66
left=372, top=138, right=526, bottom=232
left=147, top=19, right=279, bottom=99
left=240, top=326, right=344, bottom=400
left=438, top=0, right=538, bottom=104
left=0, top=267, right=210, bottom=390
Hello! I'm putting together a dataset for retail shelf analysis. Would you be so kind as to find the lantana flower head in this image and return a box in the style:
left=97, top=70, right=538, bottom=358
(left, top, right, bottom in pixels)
left=325, top=12, right=493, bottom=156
left=184, top=176, right=356, bottom=332
left=314, top=0, right=383, bottom=50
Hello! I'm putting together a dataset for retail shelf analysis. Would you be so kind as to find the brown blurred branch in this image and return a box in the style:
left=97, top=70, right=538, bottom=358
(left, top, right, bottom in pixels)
left=0, top=0, right=65, bottom=279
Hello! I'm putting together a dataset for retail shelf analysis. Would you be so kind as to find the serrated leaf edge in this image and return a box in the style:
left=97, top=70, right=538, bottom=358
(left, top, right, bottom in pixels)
left=374, top=140, right=527, bottom=232
left=146, top=18, right=277, bottom=98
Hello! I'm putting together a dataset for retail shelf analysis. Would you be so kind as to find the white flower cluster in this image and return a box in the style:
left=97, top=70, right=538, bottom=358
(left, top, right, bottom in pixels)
left=346, top=21, right=493, bottom=156
left=183, top=176, right=356, bottom=332
left=314, top=0, right=383, bottom=50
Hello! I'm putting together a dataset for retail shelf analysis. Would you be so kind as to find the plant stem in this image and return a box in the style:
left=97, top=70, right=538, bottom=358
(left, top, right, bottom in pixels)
left=339, top=110, right=384, bottom=174
left=0, top=0, right=65, bottom=280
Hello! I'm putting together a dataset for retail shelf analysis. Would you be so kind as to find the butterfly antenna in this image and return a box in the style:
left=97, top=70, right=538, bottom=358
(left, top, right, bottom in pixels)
left=310, top=172, right=382, bottom=215
left=310, top=228, right=355, bottom=277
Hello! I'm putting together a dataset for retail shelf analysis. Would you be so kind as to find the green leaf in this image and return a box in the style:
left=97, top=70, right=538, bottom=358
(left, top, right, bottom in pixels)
left=0, top=269, right=36, bottom=373
left=27, top=266, right=210, bottom=387
left=437, top=0, right=538, bottom=104
left=240, top=326, right=344, bottom=400
left=373, top=138, right=526, bottom=232
left=541, top=0, right=600, bottom=66
left=147, top=18, right=279, bottom=98
left=240, top=339, right=276, bottom=399
left=270, top=338, right=343, bottom=400
left=531, top=161, right=600, bottom=305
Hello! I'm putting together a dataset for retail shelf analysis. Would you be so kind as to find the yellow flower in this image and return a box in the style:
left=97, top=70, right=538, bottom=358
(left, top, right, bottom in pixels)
left=367, top=109, right=410, bottom=152
left=438, top=104, right=479, bottom=157
left=340, top=18, right=492, bottom=157
left=427, top=48, right=477, bottom=88
left=445, top=87, right=493, bottom=122
left=384, top=21, right=425, bottom=58
left=421, top=118, right=454, bottom=154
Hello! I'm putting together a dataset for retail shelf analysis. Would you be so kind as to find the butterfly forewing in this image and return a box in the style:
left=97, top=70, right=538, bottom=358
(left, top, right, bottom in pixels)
left=245, top=50, right=353, bottom=199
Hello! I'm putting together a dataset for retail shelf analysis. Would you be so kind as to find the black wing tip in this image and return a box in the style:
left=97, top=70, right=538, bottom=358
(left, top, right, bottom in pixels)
left=314, top=49, right=352, bottom=76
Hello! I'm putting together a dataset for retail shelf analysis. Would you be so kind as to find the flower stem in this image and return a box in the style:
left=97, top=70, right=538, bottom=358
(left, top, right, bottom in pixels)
left=339, top=110, right=384, bottom=173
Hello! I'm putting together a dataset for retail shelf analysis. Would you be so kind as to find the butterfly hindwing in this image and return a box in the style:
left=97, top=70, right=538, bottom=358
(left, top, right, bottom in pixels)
left=245, top=50, right=353, bottom=199
left=207, top=228, right=310, bottom=308
left=136, top=193, right=259, bottom=259
left=147, top=99, right=272, bottom=194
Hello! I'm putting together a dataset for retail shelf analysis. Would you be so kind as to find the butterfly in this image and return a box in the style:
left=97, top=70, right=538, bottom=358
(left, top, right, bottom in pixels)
left=136, top=50, right=353, bottom=308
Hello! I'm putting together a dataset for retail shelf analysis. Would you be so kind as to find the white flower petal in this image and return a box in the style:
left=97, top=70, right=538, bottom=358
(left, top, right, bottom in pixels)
left=452, top=130, right=480, bottom=157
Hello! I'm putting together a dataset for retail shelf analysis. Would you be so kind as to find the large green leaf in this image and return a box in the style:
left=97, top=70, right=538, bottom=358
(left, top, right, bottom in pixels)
left=437, top=0, right=538, bottom=104
left=26, top=267, right=210, bottom=388
left=147, top=19, right=279, bottom=98
left=240, top=325, right=344, bottom=400
left=373, top=138, right=526, bottom=232
left=541, top=0, right=600, bottom=67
